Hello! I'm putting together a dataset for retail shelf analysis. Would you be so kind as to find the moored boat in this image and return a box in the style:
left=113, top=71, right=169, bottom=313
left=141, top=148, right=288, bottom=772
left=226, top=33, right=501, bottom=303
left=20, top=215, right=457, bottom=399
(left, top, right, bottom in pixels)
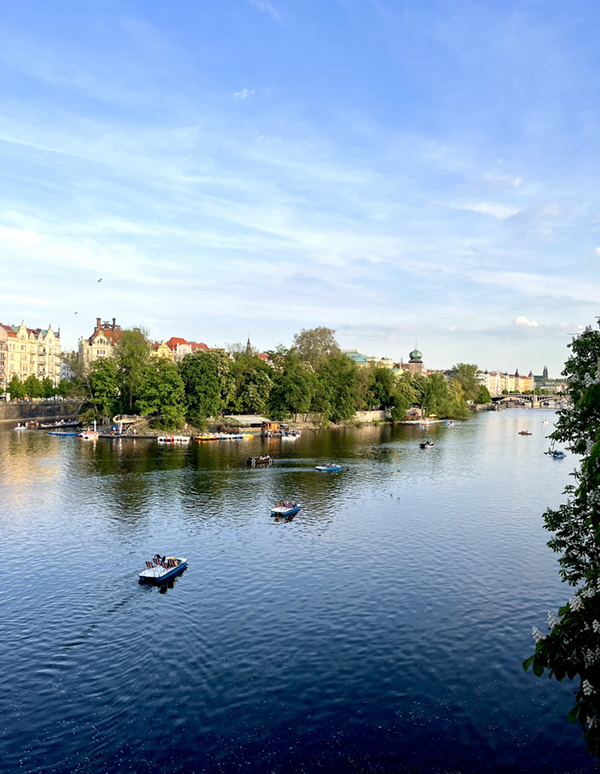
left=13, top=423, right=27, bottom=431
left=270, top=501, right=301, bottom=517
left=48, top=431, right=79, bottom=437
left=79, top=431, right=99, bottom=440
left=315, top=463, right=342, bottom=472
left=419, top=440, right=434, bottom=449
left=139, top=555, right=187, bottom=583
left=158, top=435, right=191, bottom=443
left=518, top=431, right=532, bottom=436
left=39, top=420, right=81, bottom=429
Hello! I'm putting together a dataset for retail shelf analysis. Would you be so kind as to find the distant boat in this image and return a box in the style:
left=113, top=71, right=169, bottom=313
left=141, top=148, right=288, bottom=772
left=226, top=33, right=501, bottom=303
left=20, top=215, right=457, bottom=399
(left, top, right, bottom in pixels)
left=419, top=441, right=434, bottom=449
left=542, top=419, right=548, bottom=425
left=13, top=423, right=27, bottom=431
left=549, top=449, right=566, bottom=459
left=48, top=431, right=79, bottom=437
left=444, top=420, right=455, bottom=426
left=158, top=435, right=191, bottom=443
left=196, top=432, right=251, bottom=441
left=39, top=420, right=81, bottom=429
left=139, top=556, right=187, bottom=583
left=271, top=502, right=301, bottom=517
left=78, top=431, right=100, bottom=440
left=315, top=463, right=342, bottom=472
left=518, top=431, right=532, bottom=436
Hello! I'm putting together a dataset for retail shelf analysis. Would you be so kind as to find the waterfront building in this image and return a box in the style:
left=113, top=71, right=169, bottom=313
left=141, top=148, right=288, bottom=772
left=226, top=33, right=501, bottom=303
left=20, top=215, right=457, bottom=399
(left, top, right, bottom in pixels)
left=166, top=337, right=209, bottom=363
left=78, top=318, right=122, bottom=368
left=152, top=340, right=175, bottom=361
left=0, top=321, right=62, bottom=387
left=407, top=346, right=424, bottom=376
left=342, top=349, right=369, bottom=368
left=0, top=325, right=7, bottom=390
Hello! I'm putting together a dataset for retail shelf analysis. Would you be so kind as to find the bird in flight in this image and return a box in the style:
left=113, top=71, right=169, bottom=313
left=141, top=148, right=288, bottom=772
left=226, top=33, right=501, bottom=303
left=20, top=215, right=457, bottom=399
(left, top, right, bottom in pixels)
left=74, top=311, right=78, bottom=315
left=98, top=278, right=102, bottom=282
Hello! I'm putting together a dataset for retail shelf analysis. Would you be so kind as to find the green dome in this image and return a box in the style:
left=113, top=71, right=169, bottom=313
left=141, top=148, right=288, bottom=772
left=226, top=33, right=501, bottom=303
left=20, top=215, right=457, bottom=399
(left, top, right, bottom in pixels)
left=409, top=348, right=423, bottom=362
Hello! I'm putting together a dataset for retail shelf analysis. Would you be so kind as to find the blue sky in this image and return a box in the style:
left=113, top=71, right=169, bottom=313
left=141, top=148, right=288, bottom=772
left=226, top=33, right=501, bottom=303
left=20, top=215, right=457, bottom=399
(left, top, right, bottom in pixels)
left=2, top=0, right=600, bottom=373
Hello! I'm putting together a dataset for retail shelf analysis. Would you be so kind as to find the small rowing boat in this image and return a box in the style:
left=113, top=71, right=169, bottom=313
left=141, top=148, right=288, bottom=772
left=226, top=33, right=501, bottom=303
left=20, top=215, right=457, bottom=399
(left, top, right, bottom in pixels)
left=79, top=431, right=99, bottom=440
left=139, top=555, right=187, bottom=583
left=419, top=441, right=434, bottom=449
left=247, top=455, right=273, bottom=467
left=271, top=501, right=300, bottom=517
left=49, top=431, right=79, bottom=437
left=518, top=431, right=532, bottom=436
left=315, top=463, right=342, bottom=472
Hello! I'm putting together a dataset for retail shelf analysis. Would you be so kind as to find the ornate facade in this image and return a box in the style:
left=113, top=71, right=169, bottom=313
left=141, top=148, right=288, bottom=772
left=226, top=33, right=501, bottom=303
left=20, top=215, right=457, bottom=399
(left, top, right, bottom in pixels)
left=78, top=318, right=122, bottom=368
left=0, top=321, right=62, bottom=388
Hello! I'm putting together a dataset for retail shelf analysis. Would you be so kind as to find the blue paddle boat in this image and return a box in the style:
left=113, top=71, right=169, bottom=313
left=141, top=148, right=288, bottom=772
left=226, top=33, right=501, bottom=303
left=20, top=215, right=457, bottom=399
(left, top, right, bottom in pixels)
left=139, top=556, right=187, bottom=583
left=315, top=463, right=342, bottom=472
left=549, top=449, right=566, bottom=459
left=271, top=502, right=301, bottom=517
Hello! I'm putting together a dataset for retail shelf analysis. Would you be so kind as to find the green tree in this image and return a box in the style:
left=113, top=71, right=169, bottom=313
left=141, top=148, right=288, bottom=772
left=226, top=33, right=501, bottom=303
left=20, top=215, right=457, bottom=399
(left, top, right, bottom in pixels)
left=293, top=327, right=341, bottom=371
left=369, top=367, right=397, bottom=409
left=475, top=385, right=492, bottom=404
left=228, top=354, right=273, bottom=414
left=390, top=372, right=417, bottom=421
left=317, top=355, right=358, bottom=423
left=180, top=350, right=232, bottom=423
left=87, top=358, right=120, bottom=420
left=269, top=351, right=315, bottom=420
left=114, top=328, right=152, bottom=411
left=23, top=375, right=43, bottom=399
left=451, top=363, right=481, bottom=402
left=7, top=375, right=24, bottom=400
left=137, top=359, right=185, bottom=429
left=523, top=323, right=600, bottom=755
left=41, top=378, right=55, bottom=399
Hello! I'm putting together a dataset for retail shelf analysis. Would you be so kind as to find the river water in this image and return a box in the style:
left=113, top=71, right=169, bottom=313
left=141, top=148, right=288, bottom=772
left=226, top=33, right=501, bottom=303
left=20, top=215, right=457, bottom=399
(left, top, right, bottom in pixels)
left=0, top=410, right=594, bottom=773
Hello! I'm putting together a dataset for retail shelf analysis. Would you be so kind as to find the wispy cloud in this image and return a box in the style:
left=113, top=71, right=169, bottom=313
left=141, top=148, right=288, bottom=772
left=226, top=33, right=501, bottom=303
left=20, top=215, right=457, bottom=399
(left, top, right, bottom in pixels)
left=233, top=88, right=255, bottom=99
left=246, top=0, right=281, bottom=22
left=515, top=315, right=538, bottom=328
left=459, top=202, right=521, bottom=220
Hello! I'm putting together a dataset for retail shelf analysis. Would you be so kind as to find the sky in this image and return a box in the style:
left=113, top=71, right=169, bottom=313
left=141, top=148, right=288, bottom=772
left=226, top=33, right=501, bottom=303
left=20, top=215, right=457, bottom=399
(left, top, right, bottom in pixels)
left=1, top=0, right=600, bottom=374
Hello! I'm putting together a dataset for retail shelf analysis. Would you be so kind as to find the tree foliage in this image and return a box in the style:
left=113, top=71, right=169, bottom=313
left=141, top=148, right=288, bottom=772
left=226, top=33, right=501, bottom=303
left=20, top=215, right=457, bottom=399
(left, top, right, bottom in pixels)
left=180, top=350, right=232, bottom=423
left=476, top=385, right=492, bottom=404
left=114, top=328, right=152, bottom=410
left=269, top=351, right=315, bottom=420
left=87, top=358, right=120, bottom=420
left=523, top=323, right=600, bottom=755
left=451, top=363, right=481, bottom=402
left=7, top=375, right=25, bottom=399
left=317, top=355, right=359, bottom=423
left=137, top=359, right=186, bottom=429
left=293, top=327, right=341, bottom=371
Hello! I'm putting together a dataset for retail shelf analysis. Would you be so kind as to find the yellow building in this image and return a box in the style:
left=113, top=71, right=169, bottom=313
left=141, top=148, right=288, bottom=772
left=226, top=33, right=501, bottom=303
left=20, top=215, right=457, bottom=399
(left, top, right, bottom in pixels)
left=152, top=340, right=175, bottom=361
left=1, top=322, right=62, bottom=387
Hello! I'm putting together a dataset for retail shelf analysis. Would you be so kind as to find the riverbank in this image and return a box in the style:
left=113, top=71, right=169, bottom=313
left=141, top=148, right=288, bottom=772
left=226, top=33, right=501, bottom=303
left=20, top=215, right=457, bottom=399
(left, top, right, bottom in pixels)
left=0, top=400, right=81, bottom=424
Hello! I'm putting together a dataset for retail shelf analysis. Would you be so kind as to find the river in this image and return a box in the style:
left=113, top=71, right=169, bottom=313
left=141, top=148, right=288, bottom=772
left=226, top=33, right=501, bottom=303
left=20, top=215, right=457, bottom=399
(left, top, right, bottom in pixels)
left=0, top=410, right=594, bottom=773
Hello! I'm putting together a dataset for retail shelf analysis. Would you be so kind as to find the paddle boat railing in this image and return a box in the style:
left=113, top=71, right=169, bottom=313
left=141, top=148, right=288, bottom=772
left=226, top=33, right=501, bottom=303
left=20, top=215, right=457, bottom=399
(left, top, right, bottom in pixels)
left=139, top=555, right=187, bottom=583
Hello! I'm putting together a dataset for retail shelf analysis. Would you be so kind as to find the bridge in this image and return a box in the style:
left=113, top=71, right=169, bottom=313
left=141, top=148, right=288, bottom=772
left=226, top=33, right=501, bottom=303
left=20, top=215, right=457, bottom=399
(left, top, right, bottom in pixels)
left=491, top=394, right=568, bottom=407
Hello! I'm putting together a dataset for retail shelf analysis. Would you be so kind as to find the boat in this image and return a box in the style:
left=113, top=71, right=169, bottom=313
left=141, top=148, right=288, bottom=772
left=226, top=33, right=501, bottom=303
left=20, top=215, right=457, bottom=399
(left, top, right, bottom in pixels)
left=48, top=431, right=79, bottom=437
left=419, top=441, right=434, bottom=449
left=444, top=420, right=455, bottom=426
left=78, top=431, right=99, bottom=440
left=13, top=423, right=27, bottom=431
left=139, top=555, right=187, bottom=583
left=542, top=419, right=549, bottom=425
left=315, top=463, right=342, bottom=472
left=247, top=455, right=273, bottom=467
left=196, top=432, right=252, bottom=441
left=39, top=420, right=81, bottom=429
left=549, top=449, right=566, bottom=459
left=518, top=431, right=532, bottom=436
left=270, top=501, right=301, bottom=517
left=157, top=435, right=191, bottom=443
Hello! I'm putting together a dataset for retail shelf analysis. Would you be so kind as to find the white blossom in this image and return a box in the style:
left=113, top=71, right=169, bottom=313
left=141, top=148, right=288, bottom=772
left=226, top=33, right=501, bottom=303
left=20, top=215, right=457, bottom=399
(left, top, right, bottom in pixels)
left=588, top=716, right=597, bottom=729
left=532, top=627, right=546, bottom=643
left=570, top=596, right=584, bottom=612
left=594, top=620, right=600, bottom=634
left=583, top=679, right=595, bottom=696
left=548, top=612, right=560, bottom=631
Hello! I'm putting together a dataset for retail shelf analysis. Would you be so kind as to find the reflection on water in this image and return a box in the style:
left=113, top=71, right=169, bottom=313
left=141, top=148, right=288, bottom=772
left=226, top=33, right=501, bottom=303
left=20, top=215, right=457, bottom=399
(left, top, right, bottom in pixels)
left=0, top=411, right=594, bottom=773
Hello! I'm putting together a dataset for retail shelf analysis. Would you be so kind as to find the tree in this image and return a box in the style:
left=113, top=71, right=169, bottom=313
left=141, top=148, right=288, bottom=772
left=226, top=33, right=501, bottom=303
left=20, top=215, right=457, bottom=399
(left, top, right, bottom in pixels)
left=137, top=359, right=185, bottom=429
left=180, top=350, right=232, bottom=423
left=293, top=327, right=341, bottom=371
left=475, top=385, right=492, bottom=404
left=451, top=363, right=481, bottom=402
left=114, top=328, right=152, bottom=411
left=7, top=375, right=24, bottom=400
left=369, top=367, right=397, bottom=410
left=317, top=355, right=358, bottom=423
left=523, top=323, right=600, bottom=755
left=87, top=358, right=120, bottom=420
left=229, top=356, right=273, bottom=415
left=23, top=375, right=43, bottom=399
left=269, top=351, right=315, bottom=420
left=390, top=372, right=417, bottom=421
left=41, top=378, right=55, bottom=399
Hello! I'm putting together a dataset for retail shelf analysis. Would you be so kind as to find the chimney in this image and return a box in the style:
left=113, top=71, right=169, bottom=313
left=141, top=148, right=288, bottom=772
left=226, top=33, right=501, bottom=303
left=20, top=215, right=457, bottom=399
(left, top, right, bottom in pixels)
left=96, top=317, right=101, bottom=332
left=112, top=318, right=116, bottom=331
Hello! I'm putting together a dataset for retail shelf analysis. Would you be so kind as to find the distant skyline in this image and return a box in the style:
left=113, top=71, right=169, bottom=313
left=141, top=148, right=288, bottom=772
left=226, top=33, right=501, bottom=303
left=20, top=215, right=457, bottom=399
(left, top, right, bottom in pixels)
left=2, top=1, right=600, bottom=374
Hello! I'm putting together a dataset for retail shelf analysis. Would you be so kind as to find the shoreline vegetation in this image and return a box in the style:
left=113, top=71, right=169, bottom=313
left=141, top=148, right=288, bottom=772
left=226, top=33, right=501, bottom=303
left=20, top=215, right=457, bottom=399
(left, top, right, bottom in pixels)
left=5, top=327, right=491, bottom=431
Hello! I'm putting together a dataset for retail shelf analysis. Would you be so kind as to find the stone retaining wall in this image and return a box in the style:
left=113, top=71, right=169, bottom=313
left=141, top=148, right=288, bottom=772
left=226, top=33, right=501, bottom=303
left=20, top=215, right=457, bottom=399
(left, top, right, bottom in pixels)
left=0, top=401, right=80, bottom=423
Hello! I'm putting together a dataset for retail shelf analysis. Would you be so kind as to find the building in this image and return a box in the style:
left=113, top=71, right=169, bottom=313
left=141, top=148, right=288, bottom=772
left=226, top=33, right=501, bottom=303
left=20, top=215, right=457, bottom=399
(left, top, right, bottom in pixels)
left=407, top=346, right=424, bottom=376
left=0, top=321, right=62, bottom=388
left=480, top=369, right=535, bottom=395
left=342, top=349, right=369, bottom=368
left=166, top=337, right=209, bottom=362
left=78, top=318, right=122, bottom=368
left=152, top=340, right=175, bottom=361
left=0, top=325, right=7, bottom=391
